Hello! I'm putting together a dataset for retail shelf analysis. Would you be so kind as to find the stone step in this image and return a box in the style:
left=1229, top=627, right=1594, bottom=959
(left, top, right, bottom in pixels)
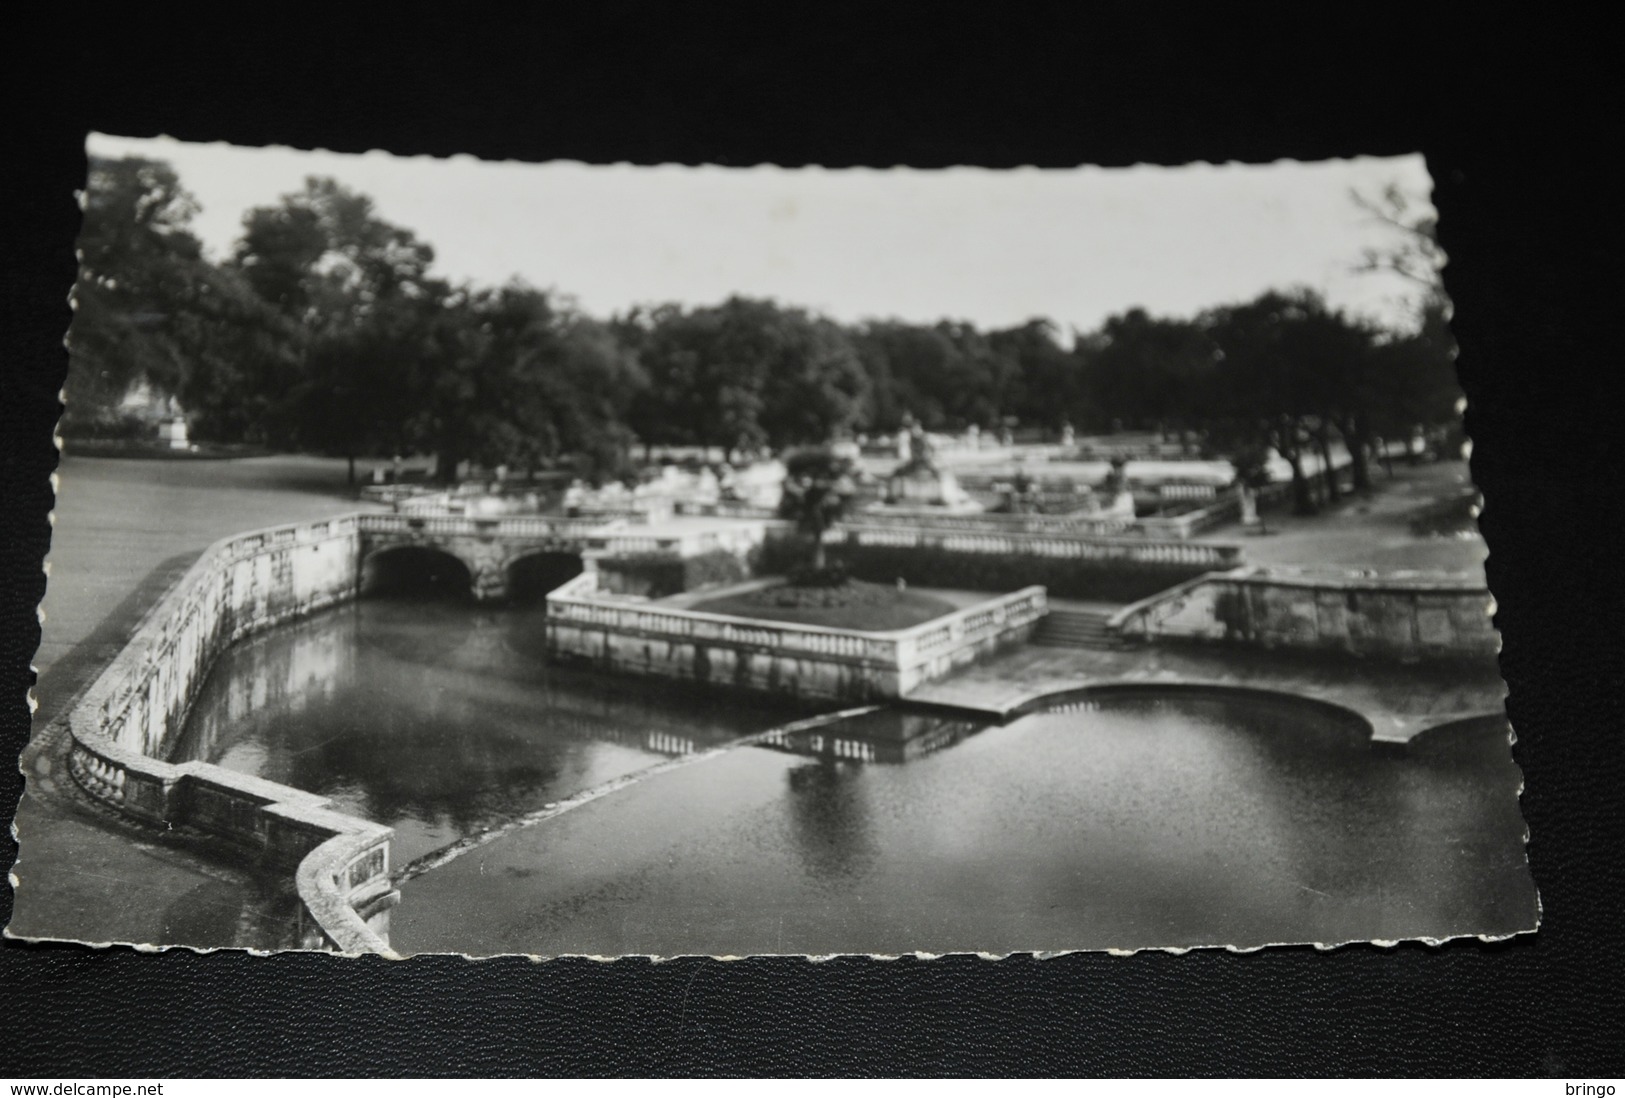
left=1037, top=622, right=1111, bottom=636
left=1032, top=609, right=1124, bottom=650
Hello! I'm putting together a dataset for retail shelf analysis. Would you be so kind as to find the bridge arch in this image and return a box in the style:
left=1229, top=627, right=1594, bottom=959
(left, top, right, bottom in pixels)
left=360, top=544, right=476, bottom=601
left=505, top=549, right=586, bottom=604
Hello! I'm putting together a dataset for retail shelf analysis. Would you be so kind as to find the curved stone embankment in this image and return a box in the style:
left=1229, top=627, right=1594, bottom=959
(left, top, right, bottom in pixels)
left=900, top=647, right=1508, bottom=752
left=61, top=514, right=399, bottom=955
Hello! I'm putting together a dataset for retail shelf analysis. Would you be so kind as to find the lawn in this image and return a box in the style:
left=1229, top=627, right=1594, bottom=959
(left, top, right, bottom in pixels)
left=688, top=580, right=957, bottom=632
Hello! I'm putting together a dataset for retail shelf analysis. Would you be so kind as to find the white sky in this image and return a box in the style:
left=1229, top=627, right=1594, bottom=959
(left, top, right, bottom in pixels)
left=88, top=134, right=1435, bottom=337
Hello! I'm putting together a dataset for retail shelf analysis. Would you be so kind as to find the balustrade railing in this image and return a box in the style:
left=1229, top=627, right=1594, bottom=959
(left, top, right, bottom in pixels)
left=848, top=508, right=1139, bottom=537
left=1159, top=482, right=1219, bottom=500
left=845, top=492, right=1243, bottom=541
left=358, top=511, right=761, bottom=561
left=357, top=511, right=624, bottom=540
left=1133, top=494, right=1243, bottom=539
left=674, top=500, right=780, bottom=519
left=830, top=524, right=1240, bottom=568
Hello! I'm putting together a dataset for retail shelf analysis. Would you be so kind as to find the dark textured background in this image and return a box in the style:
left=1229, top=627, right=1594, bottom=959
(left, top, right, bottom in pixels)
left=4, top=5, right=1621, bottom=1077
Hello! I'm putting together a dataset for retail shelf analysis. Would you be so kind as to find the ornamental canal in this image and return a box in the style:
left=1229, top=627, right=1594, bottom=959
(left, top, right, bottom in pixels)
left=168, top=577, right=1538, bottom=956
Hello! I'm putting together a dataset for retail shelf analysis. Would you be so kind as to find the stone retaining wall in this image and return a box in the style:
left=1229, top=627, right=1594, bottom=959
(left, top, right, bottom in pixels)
left=1110, top=566, right=1499, bottom=661
left=62, top=515, right=398, bottom=954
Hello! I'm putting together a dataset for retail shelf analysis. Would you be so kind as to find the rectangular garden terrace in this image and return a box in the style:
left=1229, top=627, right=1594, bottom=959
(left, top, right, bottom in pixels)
left=545, top=571, right=1048, bottom=701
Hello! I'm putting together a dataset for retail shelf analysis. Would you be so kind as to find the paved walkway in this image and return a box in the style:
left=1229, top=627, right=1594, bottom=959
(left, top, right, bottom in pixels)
left=35, top=454, right=386, bottom=687
left=1194, top=461, right=1487, bottom=576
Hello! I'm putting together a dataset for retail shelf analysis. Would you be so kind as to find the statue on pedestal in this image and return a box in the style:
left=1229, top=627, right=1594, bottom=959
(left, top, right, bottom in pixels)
left=1101, top=456, right=1135, bottom=519
left=882, top=418, right=977, bottom=510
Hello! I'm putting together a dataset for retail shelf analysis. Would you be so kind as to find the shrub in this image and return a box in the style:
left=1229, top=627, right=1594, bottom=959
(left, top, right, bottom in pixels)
left=684, top=549, right=749, bottom=591
left=785, top=560, right=850, bottom=588
left=595, top=549, right=749, bottom=599
left=59, top=410, right=154, bottom=442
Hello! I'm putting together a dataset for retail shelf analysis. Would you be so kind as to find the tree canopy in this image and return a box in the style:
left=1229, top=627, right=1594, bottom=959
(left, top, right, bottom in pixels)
left=778, top=447, right=859, bottom=572
left=66, top=159, right=1460, bottom=505
left=66, top=157, right=299, bottom=439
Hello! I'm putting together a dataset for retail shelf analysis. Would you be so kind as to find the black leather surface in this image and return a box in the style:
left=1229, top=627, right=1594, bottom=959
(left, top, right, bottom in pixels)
left=3, top=7, right=1620, bottom=1077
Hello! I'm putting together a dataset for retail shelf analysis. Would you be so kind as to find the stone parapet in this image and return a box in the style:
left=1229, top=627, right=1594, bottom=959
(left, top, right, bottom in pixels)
left=62, top=514, right=398, bottom=955
left=829, top=523, right=1242, bottom=569
left=1109, top=565, right=1499, bottom=661
left=842, top=495, right=1244, bottom=541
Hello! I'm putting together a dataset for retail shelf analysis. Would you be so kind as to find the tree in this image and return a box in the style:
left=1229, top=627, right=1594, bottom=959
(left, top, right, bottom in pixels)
left=990, top=319, right=1087, bottom=433
left=65, top=156, right=303, bottom=442
left=291, top=287, right=450, bottom=480
left=1082, top=308, right=1217, bottom=448
left=850, top=321, right=959, bottom=432
left=630, top=302, right=765, bottom=459
left=1284, top=302, right=1379, bottom=501
left=934, top=320, right=1016, bottom=430
left=1352, top=182, right=1446, bottom=297
left=1366, top=300, right=1464, bottom=457
left=234, top=177, right=438, bottom=332
left=1350, top=182, right=1464, bottom=472
left=757, top=310, right=868, bottom=449
left=232, top=177, right=446, bottom=480
left=1202, top=289, right=1405, bottom=511
left=630, top=297, right=867, bottom=459
left=160, top=260, right=305, bottom=444
left=533, top=301, right=648, bottom=483
left=777, top=448, right=858, bottom=575
left=1203, top=290, right=1330, bottom=515
left=849, top=318, right=1028, bottom=434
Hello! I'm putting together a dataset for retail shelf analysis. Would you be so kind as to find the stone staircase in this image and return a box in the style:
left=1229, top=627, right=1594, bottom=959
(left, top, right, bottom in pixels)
left=1031, top=607, right=1124, bottom=650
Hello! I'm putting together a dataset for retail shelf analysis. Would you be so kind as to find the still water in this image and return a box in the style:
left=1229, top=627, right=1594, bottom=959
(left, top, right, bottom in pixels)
left=174, top=597, right=817, bottom=870
left=177, top=600, right=1536, bottom=956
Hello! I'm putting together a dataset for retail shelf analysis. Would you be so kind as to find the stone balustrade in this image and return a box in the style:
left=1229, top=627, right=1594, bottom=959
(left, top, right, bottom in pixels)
left=677, top=492, right=1249, bottom=542
left=674, top=500, right=781, bottom=520
left=356, top=511, right=621, bottom=541
left=1159, top=482, right=1219, bottom=500
left=1134, top=494, right=1244, bottom=539
left=847, top=508, right=1137, bottom=537
left=842, top=494, right=1244, bottom=542
left=829, top=524, right=1241, bottom=569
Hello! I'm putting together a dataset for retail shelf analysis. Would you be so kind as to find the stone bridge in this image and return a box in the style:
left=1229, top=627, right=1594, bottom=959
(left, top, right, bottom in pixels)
left=354, top=512, right=767, bottom=601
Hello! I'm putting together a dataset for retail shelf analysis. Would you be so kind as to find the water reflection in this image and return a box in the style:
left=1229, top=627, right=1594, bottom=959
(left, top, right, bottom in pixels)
left=784, top=761, right=880, bottom=882
left=173, top=597, right=817, bottom=867
left=392, top=690, right=1536, bottom=957
left=759, top=710, right=984, bottom=765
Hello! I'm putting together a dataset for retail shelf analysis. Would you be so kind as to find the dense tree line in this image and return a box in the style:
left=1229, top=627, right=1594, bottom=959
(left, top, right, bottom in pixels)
left=66, top=156, right=1461, bottom=507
